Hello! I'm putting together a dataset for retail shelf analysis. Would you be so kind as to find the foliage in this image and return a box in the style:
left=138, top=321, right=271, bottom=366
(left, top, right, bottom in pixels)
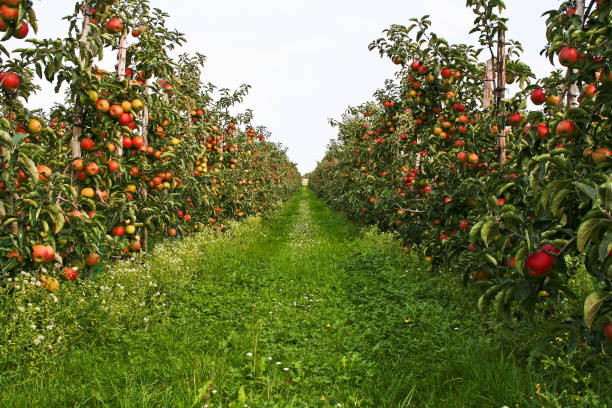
left=0, top=0, right=301, bottom=282
left=310, top=0, right=612, bottom=347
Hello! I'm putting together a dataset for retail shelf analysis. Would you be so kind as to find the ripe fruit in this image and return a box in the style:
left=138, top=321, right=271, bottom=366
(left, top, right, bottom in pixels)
left=37, top=165, right=52, bottom=181
left=467, top=153, right=479, bottom=164
left=546, top=94, right=560, bottom=106
left=125, top=225, right=136, bottom=234
left=581, top=84, right=597, bottom=99
left=13, top=21, right=29, bottom=39
left=130, top=240, right=142, bottom=251
left=0, top=5, right=19, bottom=22
left=85, top=162, right=99, bottom=176
left=108, top=160, right=119, bottom=172
left=131, top=136, right=144, bottom=149
left=131, top=99, right=144, bottom=111
left=558, top=45, right=578, bottom=67
left=440, top=68, right=452, bottom=78
left=526, top=251, right=555, bottom=277
left=459, top=220, right=468, bottom=231
left=592, top=147, right=611, bottom=163
left=457, top=151, right=467, bottom=162
left=530, top=88, right=546, bottom=105
left=122, top=136, right=132, bottom=148
left=32, top=244, right=49, bottom=263
left=508, top=113, right=522, bottom=126
left=73, top=158, right=85, bottom=171
left=604, top=322, right=612, bottom=342
left=63, top=267, right=78, bottom=281
left=80, top=187, right=95, bottom=198
left=472, top=270, right=488, bottom=281
left=0, top=72, right=19, bottom=92
left=80, top=137, right=95, bottom=151
left=537, top=124, right=549, bottom=138
left=105, top=18, right=124, bottom=34
left=112, top=225, right=125, bottom=236
left=555, top=120, right=577, bottom=138
left=118, top=112, right=132, bottom=125
left=96, top=99, right=110, bottom=112
left=109, top=104, right=124, bottom=118
left=41, top=275, right=59, bottom=292
left=28, top=118, right=42, bottom=133
left=85, top=253, right=100, bottom=267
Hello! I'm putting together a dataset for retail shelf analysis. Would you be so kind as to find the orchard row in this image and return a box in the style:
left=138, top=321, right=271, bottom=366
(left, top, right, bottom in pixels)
left=0, top=0, right=301, bottom=287
left=310, top=0, right=612, bottom=346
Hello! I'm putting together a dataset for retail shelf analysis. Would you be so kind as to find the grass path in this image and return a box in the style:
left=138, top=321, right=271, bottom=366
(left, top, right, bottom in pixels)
left=2, top=188, right=547, bottom=407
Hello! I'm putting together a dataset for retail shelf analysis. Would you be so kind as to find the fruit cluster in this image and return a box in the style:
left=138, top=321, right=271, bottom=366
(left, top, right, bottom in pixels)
left=0, top=0, right=301, bottom=287
left=310, top=2, right=612, bottom=345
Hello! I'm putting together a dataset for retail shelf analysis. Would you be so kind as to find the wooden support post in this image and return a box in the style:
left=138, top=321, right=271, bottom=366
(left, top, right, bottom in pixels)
left=71, top=1, right=94, bottom=163
left=116, top=33, right=128, bottom=80
left=484, top=59, right=494, bottom=110
left=495, top=30, right=507, bottom=167
left=115, top=33, right=128, bottom=157
left=567, top=0, right=585, bottom=107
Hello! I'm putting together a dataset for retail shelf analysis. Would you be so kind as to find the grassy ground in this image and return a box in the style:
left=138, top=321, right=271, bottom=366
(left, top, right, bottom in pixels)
left=1, top=188, right=607, bottom=407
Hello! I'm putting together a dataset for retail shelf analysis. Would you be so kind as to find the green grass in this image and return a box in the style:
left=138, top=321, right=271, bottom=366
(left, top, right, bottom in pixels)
left=0, top=187, right=608, bottom=407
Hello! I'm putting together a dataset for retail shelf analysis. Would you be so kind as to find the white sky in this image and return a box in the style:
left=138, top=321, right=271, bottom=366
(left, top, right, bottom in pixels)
left=18, top=0, right=561, bottom=174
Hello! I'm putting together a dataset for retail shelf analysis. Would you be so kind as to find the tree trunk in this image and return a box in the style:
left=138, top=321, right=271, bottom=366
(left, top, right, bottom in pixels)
left=495, top=30, right=507, bottom=167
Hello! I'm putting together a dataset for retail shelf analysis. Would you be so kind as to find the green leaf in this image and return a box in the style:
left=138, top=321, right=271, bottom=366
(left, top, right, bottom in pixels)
left=481, top=219, right=495, bottom=248
left=577, top=218, right=606, bottom=252
left=515, top=246, right=528, bottom=276
left=584, top=292, right=610, bottom=329
left=574, top=181, right=596, bottom=201
left=237, top=386, right=246, bottom=404
left=469, top=220, right=484, bottom=246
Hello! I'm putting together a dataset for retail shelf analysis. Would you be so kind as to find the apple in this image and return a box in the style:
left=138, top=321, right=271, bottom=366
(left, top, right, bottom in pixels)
left=0, top=5, right=19, bottom=22
left=112, top=225, right=125, bottom=236
left=85, top=162, right=99, bottom=176
left=0, top=72, right=19, bottom=92
left=109, top=104, right=123, bottom=118
left=37, top=165, right=52, bottom=181
left=558, top=45, right=578, bottom=67
left=118, top=112, right=132, bottom=125
left=32, top=244, right=49, bottom=263
left=13, top=21, right=29, bottom=39
left=537, top=124, right=549, bottom=138
left=592, top=147, right=611, bottom=163
left=108, top=160, right=119, bottom=172
left=80, top=137, right=95, bottom=151
left=530, top=88, right=546, bottom=105
left=96, top=99, right=110, bottom=112
left=63, top=267, right=78, bottom=281
left=73, top=159, right=85, bottom=171
left=555, top=120, right=577, bottom=138
left=604, top=322, right=612, bottom=342
left=85, top=253, right=100, bottom=267
left=508, top=113, right=522, bottom=126
left=526, top=251, right=555, bottom=277
left=440, top=68, right=452, bottom=78
left=105, top=18, right=124, bottom=34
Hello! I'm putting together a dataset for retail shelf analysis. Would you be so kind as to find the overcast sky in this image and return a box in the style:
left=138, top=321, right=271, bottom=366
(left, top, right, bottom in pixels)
left=19, top=0, right=561, bottom=174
